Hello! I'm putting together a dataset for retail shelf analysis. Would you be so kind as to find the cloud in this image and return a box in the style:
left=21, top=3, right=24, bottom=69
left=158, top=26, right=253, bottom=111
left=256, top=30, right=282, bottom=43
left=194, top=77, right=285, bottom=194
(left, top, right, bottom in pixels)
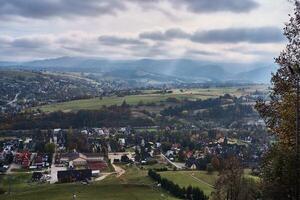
left=139, top=27, right=285, bottom=44
left=191, top=27, right=285, bottom=44
left=185, top=49, right=220, bottom=56
left=11, top=37, right=51, bottom=49
left=172, top=0, right=259, bottom=13
left=0, top=0, right=259, bottom=20
left=0, top=0, right=126, bottom=19
left=0, top=26, right=285, bottom=62
left=139, top=28, right=190, bottom=41
left=98, top=35, right=146, bottom=46
left=139, top=31, right=166, bottom=41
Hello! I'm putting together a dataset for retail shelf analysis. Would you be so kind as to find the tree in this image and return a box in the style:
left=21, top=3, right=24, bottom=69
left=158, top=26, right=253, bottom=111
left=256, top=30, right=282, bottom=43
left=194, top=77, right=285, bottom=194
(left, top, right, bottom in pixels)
left=255, top=1, right=300, bottom=199
left=186, top=185, right=193, bottom=200
left=211, top=156, right=221, bottom=171
left=206, top=163, right=214, bottom=174
left=260, top=144, right=296, bottom=199
left=212, top=157, right=256, bottom=200
left=44, top=143, right=55, bottom=154
left=178, top=149, right=186, bottom=162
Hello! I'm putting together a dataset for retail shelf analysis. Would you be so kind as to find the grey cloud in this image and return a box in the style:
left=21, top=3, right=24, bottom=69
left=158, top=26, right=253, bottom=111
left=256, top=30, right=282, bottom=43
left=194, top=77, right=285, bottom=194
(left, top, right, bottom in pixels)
left=11, top=37, right=50, bottom=49
left=98, top=35, right=146, bottom=46
left=191, top=27, right=285, bottom=44
left=0, top=0, right=259, bottom=20
left=139, top=27, right=284, bottom=44
left=172, top=0, right=259, bottom=13
left=131, top=0, right=259, bottom=13
left=139, top=28, right=190, bottom=41
left=165, top=28, right=191, bottom=39
left=227, top=47, right=278, bottom=56
left=139, top=31, right=167, bottom=41
left=0, top=0, right=126, bottom=19
left=186, top=49, right=220, bottom=56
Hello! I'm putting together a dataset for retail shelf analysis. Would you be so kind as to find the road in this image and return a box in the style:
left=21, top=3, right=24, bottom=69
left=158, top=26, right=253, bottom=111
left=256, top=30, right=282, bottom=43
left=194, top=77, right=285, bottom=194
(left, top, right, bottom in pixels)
left=112, top=163, right=125, bottom=177
left=6, top=163, right=21, bottom=174
left=7, top=92, right=20, bottom=105
left=50, top=164, right=66, bottom=184
left=95, top=173, right=113, bottom=181
left=160, top=154, right=183, bottom=169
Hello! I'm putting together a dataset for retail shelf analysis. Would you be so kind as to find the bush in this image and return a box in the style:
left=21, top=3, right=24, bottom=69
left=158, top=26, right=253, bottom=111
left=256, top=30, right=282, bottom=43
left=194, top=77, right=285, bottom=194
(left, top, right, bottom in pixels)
left=206, top=163, right=214, bottom=174
left=148, top=169, right=208, bottom=200
left=0, top=188, right=6, bottom=195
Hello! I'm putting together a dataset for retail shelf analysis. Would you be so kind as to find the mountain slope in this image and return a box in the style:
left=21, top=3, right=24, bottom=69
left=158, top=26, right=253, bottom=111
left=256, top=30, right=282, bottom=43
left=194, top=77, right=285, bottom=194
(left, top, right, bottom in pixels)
left=0, top=57, right=276, bottom=83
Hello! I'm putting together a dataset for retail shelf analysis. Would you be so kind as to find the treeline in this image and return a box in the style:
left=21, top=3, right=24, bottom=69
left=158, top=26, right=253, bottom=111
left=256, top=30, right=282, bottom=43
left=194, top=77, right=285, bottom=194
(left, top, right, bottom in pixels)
left=198, top=104, right=255, bottom=125
left=0, top=105, right=154, bottom=130
left=160, top=95, right=241, bottom=117
left=148, top=169, right=208, bottom=200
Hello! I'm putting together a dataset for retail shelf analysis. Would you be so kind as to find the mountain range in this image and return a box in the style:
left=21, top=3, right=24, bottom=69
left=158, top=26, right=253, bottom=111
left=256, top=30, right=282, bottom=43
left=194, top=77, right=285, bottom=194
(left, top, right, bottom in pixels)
left=0, top=57, right=277, bottom=84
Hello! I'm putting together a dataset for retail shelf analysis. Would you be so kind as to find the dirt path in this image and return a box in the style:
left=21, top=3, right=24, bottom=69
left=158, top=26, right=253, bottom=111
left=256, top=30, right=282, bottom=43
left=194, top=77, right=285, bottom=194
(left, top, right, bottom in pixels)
left=95, top=173, right=113, bottom=181
left=189, top=174, right=215, bottom=188
left=112, top=164, right=125, bottom=177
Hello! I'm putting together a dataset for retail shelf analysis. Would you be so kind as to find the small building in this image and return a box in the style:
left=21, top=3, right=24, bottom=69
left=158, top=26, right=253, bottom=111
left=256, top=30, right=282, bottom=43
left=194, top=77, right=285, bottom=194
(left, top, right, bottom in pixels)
left=59, top=152, right=106, bottom=170
left=32, top=172, right=43, bottom=181
left=57, top=169, right=92, bottom=183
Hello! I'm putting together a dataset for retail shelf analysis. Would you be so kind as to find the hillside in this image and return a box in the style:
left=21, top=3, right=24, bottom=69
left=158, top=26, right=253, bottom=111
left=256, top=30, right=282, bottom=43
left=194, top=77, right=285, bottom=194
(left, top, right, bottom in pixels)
left=0, top=57, right=275, bottom=83
left=0, top=70, right=102, bottom=113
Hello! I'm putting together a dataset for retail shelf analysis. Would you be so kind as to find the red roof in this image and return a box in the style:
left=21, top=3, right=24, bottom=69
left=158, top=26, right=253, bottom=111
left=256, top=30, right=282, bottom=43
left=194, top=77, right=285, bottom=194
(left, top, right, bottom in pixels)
left=87, top=161, right=108, bottom=171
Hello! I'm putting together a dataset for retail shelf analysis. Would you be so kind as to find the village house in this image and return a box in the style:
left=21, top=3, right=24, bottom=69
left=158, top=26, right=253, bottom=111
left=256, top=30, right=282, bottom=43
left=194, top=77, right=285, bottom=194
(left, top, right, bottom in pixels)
left=58, top=152, right=107, bottom=171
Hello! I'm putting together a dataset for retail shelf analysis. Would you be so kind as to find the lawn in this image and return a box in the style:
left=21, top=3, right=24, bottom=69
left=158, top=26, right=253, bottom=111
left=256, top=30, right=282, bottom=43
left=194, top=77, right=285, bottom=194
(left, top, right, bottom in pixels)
left=158, top=171, right=218, bottom=197
left=0, top=183, right=177, bottom=200
left=36, top=87, right=245, bottom=113
left=0, top=166, right=178, bottom=200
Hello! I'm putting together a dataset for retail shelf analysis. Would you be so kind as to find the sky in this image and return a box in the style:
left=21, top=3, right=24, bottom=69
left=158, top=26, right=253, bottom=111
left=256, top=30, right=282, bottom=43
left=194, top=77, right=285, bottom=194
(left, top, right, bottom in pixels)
left=0, top=0, right=294, bottom=63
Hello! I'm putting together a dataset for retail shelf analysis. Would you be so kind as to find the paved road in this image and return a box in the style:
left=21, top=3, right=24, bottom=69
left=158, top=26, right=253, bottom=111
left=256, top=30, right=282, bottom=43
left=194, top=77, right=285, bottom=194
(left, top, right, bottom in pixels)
left=160, top=154, right=183, bottom=169
left=50, top=164, right=66, bottom=184
left=7, top=93, right=20, bottom=105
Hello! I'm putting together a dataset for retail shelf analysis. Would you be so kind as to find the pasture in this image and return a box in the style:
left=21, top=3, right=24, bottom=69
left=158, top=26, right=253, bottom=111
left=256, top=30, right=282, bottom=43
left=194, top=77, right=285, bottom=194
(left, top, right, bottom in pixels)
left=36, top=86, right=261, bottom=112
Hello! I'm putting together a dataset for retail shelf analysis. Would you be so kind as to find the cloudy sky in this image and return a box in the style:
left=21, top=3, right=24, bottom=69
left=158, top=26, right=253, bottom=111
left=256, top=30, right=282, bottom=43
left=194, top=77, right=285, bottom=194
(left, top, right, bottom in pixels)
left=0, top=0, right=294, bottom=63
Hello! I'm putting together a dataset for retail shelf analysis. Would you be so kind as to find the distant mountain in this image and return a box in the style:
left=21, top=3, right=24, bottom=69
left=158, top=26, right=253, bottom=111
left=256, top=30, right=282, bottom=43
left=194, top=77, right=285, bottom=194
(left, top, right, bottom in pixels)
left=235, top=66, right=278, bottom=84
left=0, top=57, right=276, bottom=83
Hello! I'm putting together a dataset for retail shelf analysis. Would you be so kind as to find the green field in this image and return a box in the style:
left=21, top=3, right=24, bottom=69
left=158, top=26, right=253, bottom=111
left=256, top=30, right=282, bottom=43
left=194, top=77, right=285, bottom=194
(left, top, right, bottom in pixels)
left=37, top=87, right=247, bottom=112
left=158, top=169, right=260, bottom=198
left=159, top=171, right=218, bottom=197
left=0, top=167, right=178, bottom=200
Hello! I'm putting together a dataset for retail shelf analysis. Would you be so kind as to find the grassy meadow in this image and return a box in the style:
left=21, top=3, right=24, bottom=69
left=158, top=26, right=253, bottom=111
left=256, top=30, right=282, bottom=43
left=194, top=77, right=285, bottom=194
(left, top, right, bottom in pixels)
left=158, top=171, right=218, bottom=197
left=36, top=86, right=263, bottom=113
left=0, top=166, right=178, bottom=200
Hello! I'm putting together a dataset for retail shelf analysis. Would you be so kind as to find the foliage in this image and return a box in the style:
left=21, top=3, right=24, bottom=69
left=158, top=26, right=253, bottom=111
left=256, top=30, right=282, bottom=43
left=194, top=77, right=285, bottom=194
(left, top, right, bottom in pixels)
left=212, top=157, right=259, bottom=200
left=0, top=188, right=5, bottom=195
left=66, top=128, right=88, bottom=152
left=260, top=145, right=297, bottom=199
left=0, top=105, right=154, bottom=130
left=44, top=143, right=55, bottom=154
left=255, top=2, right=300, bottom=199
left=148, top=169, right=208, bottom=200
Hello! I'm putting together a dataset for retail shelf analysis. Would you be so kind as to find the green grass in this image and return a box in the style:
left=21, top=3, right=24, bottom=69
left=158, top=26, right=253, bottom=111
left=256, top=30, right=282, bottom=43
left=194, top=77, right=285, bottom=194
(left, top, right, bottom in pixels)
left=244, top=169, right=260, bottom=182
left=36, top=87, right=245, bottom=113
left=159, top=171, right=218, bottom=197
left=0, top=166, right=178, bottom=200
left=0, top=183, right=177, bottom=200
left=0, top=173, right=32, bottom=191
